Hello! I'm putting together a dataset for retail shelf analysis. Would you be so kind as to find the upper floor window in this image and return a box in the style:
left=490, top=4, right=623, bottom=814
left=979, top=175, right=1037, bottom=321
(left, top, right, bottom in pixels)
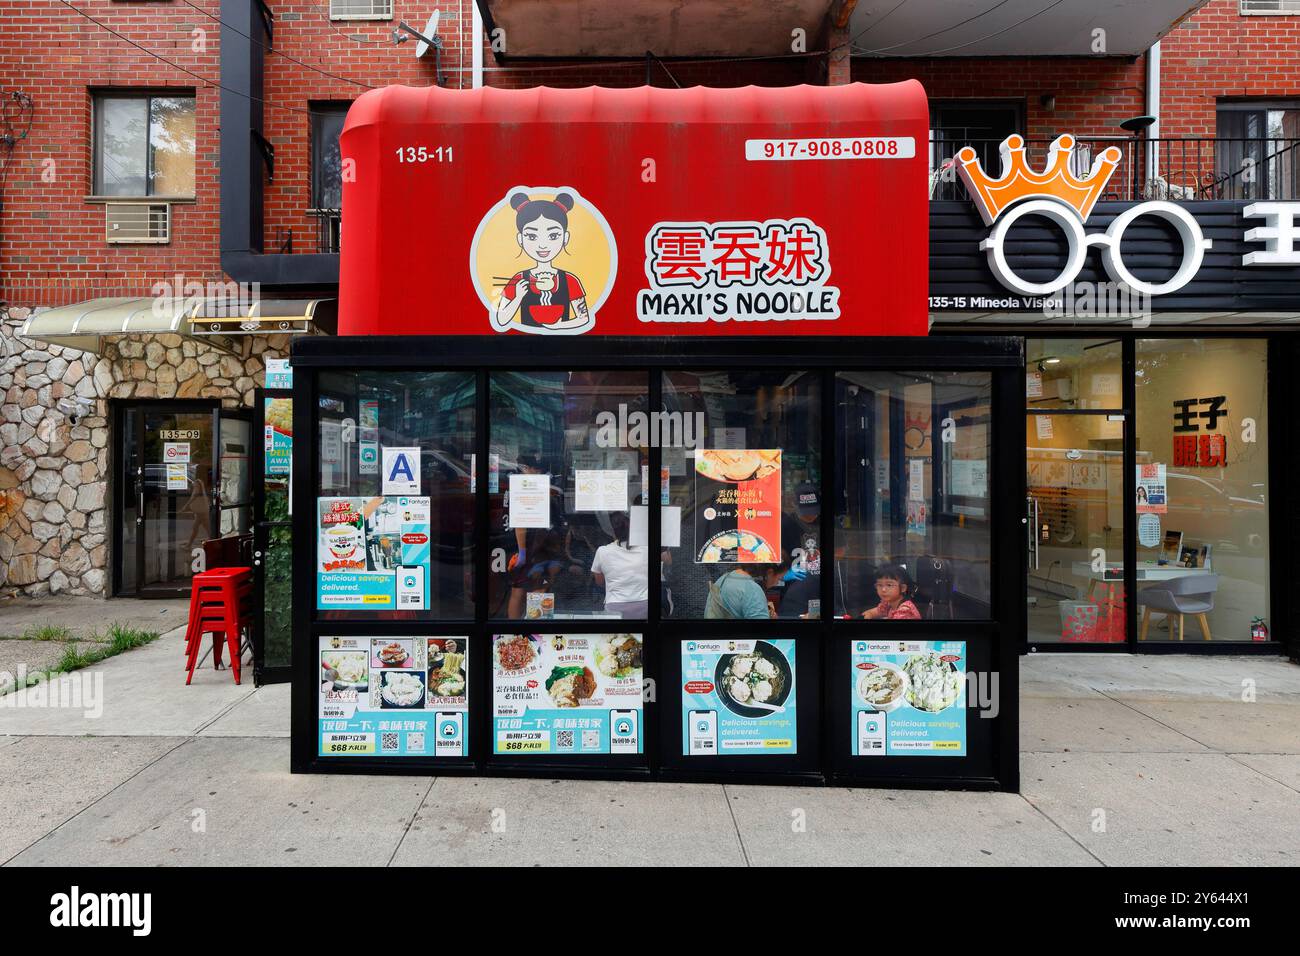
left=329, top=0, right=393, bottom=19
left=1216, top=100, right=1300, bottom=200
left=93, top=93, right=196, bottom=198
left=311, top=103, right=350, bottom=210
left=1240, top=1, right=1300, bottom=13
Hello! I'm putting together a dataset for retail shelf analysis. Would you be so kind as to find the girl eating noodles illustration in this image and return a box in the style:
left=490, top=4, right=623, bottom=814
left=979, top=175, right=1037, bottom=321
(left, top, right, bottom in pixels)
left=492, top=192, right=594, bottom=334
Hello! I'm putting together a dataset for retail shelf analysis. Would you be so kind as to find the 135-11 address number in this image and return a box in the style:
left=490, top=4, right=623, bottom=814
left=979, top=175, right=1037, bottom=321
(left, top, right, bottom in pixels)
left=395, top=146, right=454, bottom=163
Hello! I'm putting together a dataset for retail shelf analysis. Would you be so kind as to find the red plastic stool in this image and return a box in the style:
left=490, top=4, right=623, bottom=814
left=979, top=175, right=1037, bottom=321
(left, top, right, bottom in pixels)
left=185, top=568, right=253, bottom=685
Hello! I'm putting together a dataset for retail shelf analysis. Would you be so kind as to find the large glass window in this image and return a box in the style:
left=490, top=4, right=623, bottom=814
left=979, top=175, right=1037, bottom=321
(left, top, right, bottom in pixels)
left=94, top=94, right=196, bottom=197
left=662, top=370, right=821, bottom=620
left=1135, top=339, right=1270, bottom=642
left=1027, top=339, right=1123, bottom=410
left=316, top=371, right=476, bottom=619
left=836, top=371, right=993, bottom=620
left=489, top=372, right=648, bottom=621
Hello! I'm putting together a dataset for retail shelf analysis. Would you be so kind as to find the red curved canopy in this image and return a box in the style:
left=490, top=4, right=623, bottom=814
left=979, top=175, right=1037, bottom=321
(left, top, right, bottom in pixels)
left=339, top=82, right=929, bottom=337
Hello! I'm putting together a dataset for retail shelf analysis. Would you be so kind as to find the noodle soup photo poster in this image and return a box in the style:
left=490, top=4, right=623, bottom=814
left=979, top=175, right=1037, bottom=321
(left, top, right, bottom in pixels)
left=681, top=639, right=797, bottom=756
left=850, top=640, right=967, bottom=757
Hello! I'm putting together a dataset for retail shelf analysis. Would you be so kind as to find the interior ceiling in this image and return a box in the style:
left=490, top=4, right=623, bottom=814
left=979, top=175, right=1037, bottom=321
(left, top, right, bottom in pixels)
left=478, top=0, right=834, bottom=58
left=849, top=0, right=1208, bottom=57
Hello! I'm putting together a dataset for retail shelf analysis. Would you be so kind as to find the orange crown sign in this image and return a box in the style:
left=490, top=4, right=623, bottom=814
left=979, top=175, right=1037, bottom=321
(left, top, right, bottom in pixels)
left=955, top=134, right=1123, bottom=226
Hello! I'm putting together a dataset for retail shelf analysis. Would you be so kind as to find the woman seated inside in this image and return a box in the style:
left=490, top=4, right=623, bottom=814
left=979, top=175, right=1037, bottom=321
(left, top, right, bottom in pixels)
left=705, top=566, right=776, bottom=619
left=861, top=564, right=922, bottom=620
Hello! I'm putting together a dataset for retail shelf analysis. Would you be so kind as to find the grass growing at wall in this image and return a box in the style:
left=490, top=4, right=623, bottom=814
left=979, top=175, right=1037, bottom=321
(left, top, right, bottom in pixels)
left=0, top=623, right=160, bottom=694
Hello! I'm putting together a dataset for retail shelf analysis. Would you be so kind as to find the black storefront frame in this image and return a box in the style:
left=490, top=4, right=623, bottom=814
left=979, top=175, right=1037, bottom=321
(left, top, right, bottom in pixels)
left=942, top=327, right=1288, bottom=658
left=288, top=336, right=1024, bottom=791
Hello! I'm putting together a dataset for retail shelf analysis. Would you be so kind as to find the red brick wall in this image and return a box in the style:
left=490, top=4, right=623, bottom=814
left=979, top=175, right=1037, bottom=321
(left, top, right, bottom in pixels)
left=852, top=56, right=1147, bottom=139
left=1159, top=0, right=1300, bottom=137
left=0, top=0, right=222, bottom=307
left=261, top=2, right=804, bottom=251
left=6, top=0, right=1300, bottom=309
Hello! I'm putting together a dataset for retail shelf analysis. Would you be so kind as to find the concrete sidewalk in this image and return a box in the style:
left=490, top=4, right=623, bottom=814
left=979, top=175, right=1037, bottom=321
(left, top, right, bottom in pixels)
left=1, top=629, right=1297, bottom=866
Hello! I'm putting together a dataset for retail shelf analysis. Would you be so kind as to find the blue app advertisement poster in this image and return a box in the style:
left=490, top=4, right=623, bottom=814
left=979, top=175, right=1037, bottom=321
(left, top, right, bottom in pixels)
left=681, top=639, right=797, bottom=756
left=319, top=636, right=468, bottom=757
left=850, top=640, right=967, bottom=757
left=492, top=634, right=644, bottom=756
left=316, top=496, right=431, bottom=610
left=263, top=397, right=292, bottom=476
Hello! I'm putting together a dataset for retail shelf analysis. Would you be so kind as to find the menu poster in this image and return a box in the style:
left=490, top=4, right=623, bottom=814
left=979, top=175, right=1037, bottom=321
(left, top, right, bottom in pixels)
left=316, top=496, right=431, bottom=610
left=1136, top=463, right=1167, bottom=514
left=492, top=634, right=644, bottom=755
left=693, top=449, right=781, bottom=563
left=264, top=397, right=292, bottom=476
left=681, top=639, right=797, bottom=756
left=850, top=640, right=966, bottom=757
left=319, top=636, right=469, bottom=758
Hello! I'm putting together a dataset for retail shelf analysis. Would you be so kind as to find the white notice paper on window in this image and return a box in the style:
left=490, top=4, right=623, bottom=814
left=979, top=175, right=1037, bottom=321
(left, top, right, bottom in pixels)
left=629, top=505, right=681, bottom=547
left=1035, top=415, right=1054, bottom=440
left=575, top=469, right=627, bottom=512
left=508, top=473, right=551, bottom=528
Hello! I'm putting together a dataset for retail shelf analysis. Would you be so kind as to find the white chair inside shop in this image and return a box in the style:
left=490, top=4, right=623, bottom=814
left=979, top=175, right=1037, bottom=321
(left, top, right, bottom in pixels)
left=1137, top=574, right=1219, bottom=641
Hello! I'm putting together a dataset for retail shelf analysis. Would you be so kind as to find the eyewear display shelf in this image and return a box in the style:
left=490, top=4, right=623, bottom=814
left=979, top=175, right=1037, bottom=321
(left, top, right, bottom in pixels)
left=290, top=336, right=1024, bottom=792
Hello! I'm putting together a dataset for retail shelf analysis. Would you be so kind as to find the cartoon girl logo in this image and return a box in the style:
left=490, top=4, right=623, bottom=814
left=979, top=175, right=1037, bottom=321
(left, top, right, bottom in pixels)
left=470, top=186, right=616, bottom=335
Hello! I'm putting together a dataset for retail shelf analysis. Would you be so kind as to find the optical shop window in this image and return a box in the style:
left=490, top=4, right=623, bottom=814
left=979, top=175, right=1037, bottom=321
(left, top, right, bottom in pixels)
left=1134, top=339, right=1271, bottom=643
left=660, top=371, right=822, bottom=620
left=834, top=372, right=993, bottom=620
left=315, top=371, right=476, bottom=619
left=488, top=372, right=650, bottom=622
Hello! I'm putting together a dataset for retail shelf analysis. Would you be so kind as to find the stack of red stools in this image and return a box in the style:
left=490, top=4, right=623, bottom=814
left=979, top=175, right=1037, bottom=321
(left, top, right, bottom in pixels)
left=184, top=567, right=253, bottom=685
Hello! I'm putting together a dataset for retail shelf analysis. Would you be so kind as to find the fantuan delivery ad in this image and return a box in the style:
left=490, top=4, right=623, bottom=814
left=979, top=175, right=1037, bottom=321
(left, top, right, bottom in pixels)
left=316, top=496, right=432, bottom=610
left=850, top=640, right=967, bottom=757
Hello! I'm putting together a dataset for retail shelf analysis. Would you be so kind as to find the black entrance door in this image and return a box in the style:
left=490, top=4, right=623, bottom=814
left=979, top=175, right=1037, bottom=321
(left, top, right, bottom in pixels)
left=114, top=400, right=251, bottom=598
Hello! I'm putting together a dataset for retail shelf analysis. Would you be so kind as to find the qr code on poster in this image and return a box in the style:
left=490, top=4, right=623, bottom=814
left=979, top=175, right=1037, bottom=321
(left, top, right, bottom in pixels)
left=582, top=729, right=601, bottom=751
left=381, top=732, right=400, bottom=752
left=555, top=730, right=575, bottom=750
left=407, top=732, right=425, bottom=753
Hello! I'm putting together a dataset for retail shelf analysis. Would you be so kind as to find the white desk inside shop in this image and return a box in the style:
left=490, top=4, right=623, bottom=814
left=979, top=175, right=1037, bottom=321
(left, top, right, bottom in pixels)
left=1070, top=562, right=1213, bottom=599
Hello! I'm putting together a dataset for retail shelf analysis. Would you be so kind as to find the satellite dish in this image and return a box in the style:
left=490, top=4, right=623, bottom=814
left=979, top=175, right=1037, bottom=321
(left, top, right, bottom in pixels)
left=415, top=9, right=441, bottom=58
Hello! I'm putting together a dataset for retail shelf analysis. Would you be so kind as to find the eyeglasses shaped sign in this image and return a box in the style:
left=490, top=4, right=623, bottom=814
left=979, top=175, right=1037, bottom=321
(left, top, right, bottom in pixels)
left=957, top=134, right=1211, bottom=298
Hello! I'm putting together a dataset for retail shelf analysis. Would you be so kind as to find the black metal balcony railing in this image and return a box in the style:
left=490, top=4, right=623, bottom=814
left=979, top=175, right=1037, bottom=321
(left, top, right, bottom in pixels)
left=929, top=136, right=1300, bottom=203
left=310, top=207, right=342, bottom=254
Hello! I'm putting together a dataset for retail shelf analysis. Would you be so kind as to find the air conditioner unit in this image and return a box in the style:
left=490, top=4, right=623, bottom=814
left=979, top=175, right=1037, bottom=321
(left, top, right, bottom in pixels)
left=105, top=202, right=170, bottom=244
left=1241, top=0, right=1300, bottom=13
left=329, top=0, right=393, bottom=19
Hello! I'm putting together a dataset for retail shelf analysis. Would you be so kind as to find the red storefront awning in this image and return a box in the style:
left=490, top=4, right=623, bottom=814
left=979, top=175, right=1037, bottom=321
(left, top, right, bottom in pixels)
left=338, top=82, right=929, bottom=338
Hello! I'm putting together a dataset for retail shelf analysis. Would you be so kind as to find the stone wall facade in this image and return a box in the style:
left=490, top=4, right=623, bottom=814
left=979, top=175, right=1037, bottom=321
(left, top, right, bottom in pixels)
left=0, top=308, right=289, bottom=597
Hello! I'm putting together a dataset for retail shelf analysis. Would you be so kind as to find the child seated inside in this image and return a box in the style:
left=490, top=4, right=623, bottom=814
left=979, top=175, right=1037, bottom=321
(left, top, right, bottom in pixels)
left=861, top=564, right=922, bottom=620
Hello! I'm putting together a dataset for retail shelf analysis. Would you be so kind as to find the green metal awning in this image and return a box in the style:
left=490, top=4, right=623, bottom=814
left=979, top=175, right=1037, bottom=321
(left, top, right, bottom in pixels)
left=19, top=297, right=196, bottom=353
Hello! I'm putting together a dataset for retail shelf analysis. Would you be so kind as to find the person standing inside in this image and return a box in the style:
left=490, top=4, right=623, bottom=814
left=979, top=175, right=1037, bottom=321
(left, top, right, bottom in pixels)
left=591, top=512, right=648, bottom=618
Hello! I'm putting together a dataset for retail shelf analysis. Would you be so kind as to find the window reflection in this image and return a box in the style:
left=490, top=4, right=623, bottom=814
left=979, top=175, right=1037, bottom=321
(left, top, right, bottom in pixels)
left=662, top=371, right=823, bottom=620
left=316, top=370, right=476, bottom=619
left=489, top=372, right=649, bottom=621
left=835, top=371, right=993, bottom=620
